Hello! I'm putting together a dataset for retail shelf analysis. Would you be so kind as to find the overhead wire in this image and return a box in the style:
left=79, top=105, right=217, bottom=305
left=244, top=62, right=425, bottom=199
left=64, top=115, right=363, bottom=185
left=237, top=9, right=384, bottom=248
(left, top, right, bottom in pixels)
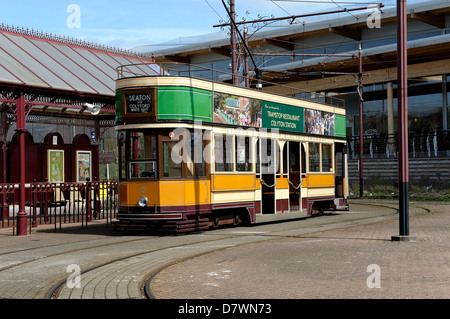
left=204, top=0, right=227, bottom=24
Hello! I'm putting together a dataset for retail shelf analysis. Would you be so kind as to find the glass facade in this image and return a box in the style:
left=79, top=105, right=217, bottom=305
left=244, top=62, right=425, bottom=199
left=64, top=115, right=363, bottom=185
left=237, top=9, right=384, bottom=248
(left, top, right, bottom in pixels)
left=343, top=75, right=449, bottom=136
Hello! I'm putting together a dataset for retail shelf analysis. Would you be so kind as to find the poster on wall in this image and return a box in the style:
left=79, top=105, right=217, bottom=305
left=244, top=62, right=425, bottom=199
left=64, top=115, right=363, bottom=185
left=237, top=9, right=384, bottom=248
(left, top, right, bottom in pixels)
left=213, top=92, right=262, bottom=127
left=77, top=151, right=91, bottom=182
left=48, top=150, right=64, bottom=183
left=304, top=108, right=335, bottom=136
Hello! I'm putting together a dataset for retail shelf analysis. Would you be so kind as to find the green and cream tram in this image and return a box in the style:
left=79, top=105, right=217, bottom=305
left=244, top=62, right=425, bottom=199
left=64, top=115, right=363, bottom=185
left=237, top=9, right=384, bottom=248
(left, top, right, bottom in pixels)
left=114, top=63, right=348, bottom=233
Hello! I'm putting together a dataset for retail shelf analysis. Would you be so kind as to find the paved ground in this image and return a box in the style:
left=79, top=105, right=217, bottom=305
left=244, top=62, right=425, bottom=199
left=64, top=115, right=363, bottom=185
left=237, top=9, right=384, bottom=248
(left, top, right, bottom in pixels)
left=149, top=201, right=450, bottom=299
left=0, top=199, right=449, bottom=300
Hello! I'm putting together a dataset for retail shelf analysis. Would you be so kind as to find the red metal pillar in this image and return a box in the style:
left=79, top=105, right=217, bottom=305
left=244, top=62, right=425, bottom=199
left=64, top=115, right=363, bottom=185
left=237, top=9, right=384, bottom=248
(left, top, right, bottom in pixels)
left=230, top=0, right=238, bottom=86
left=16, top=93, right=27, bottom=236
left=358, top=43, right=364, bottom=198
left=392, top=0, right=414, bottom=241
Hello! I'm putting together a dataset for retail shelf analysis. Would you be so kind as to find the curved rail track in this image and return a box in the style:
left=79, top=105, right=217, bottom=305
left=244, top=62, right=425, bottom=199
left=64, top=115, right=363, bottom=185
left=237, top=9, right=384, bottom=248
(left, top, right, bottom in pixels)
left=0, top=202, right=429, bottom=299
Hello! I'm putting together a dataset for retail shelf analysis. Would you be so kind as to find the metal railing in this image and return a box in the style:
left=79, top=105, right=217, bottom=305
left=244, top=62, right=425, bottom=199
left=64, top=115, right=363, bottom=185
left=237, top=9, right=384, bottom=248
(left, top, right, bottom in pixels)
left=116, top=61, right=345, bottom=109
left=0, top=179, right=118, bottom=235
left=347, top=130, right=450, bottom=159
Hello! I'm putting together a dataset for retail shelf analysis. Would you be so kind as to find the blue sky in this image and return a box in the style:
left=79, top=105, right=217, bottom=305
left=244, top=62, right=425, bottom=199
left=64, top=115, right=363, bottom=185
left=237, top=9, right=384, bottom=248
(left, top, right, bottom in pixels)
left=0, top=0, right=409, bottom=51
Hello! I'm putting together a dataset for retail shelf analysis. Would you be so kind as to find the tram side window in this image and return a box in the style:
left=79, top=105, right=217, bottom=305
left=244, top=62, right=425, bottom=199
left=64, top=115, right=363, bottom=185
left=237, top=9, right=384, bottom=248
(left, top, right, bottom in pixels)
left=130, top=132, right=156, bottom=160
left=322, top=144, right=333, bottom=172
left=236, top=136, right=252, bottom=172
left=187, top=132, right=206, bottom=177
left=309, top=143, right=320, bottom=172
left=163, top=141, right=182, bottom=178
left=214, top=135, right=233, bottom=172
left=283, top=143, right=288, bottom=175
left=118, top=131, right=126, bottom=180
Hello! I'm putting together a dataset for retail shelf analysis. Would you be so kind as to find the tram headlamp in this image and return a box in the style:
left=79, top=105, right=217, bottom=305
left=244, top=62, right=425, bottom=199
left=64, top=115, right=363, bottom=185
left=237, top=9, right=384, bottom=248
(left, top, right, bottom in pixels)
left=138, top=196, right=148, bottom=208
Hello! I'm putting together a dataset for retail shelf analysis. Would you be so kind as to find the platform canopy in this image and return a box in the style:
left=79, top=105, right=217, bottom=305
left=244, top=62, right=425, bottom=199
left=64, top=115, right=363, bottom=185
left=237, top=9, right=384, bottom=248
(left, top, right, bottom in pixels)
left=0, top=24, right=161, bottom=117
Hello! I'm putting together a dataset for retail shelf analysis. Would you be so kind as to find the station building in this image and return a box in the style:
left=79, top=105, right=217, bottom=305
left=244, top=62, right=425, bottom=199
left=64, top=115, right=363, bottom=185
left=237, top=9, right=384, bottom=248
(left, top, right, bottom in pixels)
left=135, top=0, right=450, bottom=189
left=0, top=24, right=157, bottom=184
left=1, top=0, right=450, bottom=193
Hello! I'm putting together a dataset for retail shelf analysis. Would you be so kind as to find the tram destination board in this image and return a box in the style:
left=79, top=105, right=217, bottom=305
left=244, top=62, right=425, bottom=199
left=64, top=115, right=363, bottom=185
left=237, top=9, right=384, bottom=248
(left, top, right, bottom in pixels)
left=123, top=88, right=157, bottom=118
left=126, top=92, right=152, bottom=113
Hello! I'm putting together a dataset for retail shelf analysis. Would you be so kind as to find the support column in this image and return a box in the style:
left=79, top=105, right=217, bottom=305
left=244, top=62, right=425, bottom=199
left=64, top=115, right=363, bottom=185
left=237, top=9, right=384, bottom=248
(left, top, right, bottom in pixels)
left=16, top=93, right=28, bottom=236
left=1, top=104, right=7, bottom=183
left=392, top=0, right=415, bottom=242
left=358, top=43, right=364, bottom=198
left=387, top=82, right=395, bottom=156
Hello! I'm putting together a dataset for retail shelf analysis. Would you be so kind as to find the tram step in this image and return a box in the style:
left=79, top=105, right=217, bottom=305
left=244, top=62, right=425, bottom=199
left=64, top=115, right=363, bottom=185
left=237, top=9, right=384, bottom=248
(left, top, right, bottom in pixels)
left=111, top=217, right=211, bottom=233
left=160, top=220, right=210, bottom=229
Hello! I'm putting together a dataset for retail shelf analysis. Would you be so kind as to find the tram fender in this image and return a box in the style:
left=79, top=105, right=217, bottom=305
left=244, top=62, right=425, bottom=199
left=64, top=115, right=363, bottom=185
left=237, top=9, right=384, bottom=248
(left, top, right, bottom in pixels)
left=244, top=206, right=256, bottom=224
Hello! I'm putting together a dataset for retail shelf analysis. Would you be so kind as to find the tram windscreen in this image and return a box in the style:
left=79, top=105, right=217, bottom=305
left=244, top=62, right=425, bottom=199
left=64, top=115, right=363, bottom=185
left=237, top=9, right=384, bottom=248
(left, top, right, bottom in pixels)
left=129, top=132, right=157, bottom=179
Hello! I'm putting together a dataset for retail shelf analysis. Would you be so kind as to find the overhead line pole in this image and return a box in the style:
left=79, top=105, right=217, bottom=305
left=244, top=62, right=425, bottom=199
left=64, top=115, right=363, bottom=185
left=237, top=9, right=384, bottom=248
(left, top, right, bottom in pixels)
left=220, top=0, right=262, bottom=86
left=392, top=0, right=414, bottom=241
left=358, top=42, right=364, bottom=198
left=229, top=0, right=238, bottom=86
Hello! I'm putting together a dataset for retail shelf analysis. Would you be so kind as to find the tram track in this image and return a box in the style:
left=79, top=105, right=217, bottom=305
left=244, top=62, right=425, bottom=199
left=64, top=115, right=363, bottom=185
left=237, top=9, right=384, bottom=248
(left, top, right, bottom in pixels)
left=0, top=235, right=158, bottom=272
left=0, top=202, right=428, bottom=299
left=46, top=234, right=239, bottom=299
left=143, top=202, right=430, bottom=299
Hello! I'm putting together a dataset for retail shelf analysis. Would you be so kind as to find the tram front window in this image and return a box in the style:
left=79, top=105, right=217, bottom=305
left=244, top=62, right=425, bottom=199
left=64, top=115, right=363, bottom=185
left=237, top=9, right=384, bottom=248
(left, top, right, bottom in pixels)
left=129, top=131, right=157, bottom=179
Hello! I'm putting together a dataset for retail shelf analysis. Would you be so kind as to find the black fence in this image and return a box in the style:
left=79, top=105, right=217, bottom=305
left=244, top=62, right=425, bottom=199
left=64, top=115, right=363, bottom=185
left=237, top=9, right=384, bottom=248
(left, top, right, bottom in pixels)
left=0, top=180, right=118, bottom=235
left=347, top=130, right=450, bottom=160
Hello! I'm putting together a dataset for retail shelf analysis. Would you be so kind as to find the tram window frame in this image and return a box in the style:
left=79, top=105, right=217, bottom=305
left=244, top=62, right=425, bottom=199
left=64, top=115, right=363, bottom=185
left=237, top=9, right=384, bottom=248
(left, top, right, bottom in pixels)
left=321, top=144, right=333, bottom=172
left=129, top=161, right=157, bottom=179
left=128, top=131, right=158, bottom=179
left=214, top=134, right=234, bottom=172
left=162, top=139, right=183, bottom=179
left=186, top=131, right=208, bottom=178
left=118, top=131, right=127, bottom=180
left=259, top=138, right=279, bottom=175
left=282, top=142, right=288, bottom=176
left=256, top=139, right=260, bottom=176
left=308, top=142, right=334, bottom=173
left=308, top=143, right=321, bottom=173
left=159, top=128, right=211, bottom=180
left=235, top=135, right=253, bottom=172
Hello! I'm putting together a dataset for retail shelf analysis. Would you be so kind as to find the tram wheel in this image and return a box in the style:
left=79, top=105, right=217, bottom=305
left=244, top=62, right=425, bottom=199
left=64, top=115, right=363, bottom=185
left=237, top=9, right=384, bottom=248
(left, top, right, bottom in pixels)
left=212, top=215, right=220, bottom=228
left=233, top=213, right=240, bottom=226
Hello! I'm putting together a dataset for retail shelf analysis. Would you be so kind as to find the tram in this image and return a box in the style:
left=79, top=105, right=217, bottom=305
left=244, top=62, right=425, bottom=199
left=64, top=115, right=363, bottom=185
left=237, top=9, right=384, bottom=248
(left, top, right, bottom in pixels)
left=113, top=63, right=349, bottom=233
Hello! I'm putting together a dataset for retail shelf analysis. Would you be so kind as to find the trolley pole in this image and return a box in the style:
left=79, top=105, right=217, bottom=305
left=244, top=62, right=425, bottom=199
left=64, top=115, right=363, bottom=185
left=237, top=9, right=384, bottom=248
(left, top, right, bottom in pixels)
left=357, top=43, right=364, bottom=198
left=392, top=0, right=414, bottom=241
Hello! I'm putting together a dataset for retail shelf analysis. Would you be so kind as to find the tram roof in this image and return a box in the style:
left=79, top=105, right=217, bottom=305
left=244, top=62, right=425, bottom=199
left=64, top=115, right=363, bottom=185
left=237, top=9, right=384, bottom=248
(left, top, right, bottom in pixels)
left=0, top=24, right=160, bottom=96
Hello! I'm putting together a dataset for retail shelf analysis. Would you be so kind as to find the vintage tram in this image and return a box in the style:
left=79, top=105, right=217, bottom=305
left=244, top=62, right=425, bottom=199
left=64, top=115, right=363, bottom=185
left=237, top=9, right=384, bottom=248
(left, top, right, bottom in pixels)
left=113, top=63, right=348, bottom=233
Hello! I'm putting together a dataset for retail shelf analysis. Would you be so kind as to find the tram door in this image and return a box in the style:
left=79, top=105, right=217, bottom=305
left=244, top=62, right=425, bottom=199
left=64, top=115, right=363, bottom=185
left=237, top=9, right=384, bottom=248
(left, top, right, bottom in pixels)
left=335, top=143, right=346, bottom=198
left=287, top=142, right=301, bottom=212
left=260, top=138, right=276, bottom=214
